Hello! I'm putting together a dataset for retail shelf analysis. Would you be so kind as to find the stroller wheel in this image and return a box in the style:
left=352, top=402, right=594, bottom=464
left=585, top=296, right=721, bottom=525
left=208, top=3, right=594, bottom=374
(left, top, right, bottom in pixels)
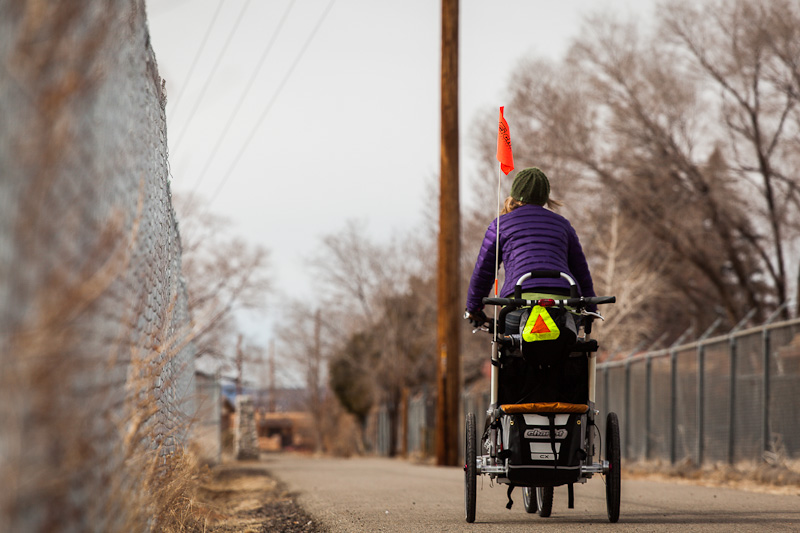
left=605, top=412, right=621, bottom=523
left=522, top=486, right=538, bottom=513
left=465, top=412, right=477, bottom=523
left=536, top=486, right=554, bottom=517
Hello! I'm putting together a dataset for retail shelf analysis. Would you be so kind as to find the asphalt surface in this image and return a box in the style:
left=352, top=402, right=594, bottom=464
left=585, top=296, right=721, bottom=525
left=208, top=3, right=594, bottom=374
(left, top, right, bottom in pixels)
left=264, top=453, right=800, bottom=532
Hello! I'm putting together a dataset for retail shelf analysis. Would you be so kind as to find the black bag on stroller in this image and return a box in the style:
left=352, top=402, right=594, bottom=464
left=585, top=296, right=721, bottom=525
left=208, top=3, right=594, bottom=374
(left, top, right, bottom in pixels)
left=497, top=305, right=585, bottom=406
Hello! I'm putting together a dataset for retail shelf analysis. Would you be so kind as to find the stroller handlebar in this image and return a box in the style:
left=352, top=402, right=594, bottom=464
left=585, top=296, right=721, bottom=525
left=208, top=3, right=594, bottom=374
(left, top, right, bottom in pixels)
left=482, top=295, right=616, bottom=309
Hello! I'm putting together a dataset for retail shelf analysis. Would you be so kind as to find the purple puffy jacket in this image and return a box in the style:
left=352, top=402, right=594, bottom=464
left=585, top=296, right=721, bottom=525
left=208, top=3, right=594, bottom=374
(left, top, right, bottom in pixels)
left=465, top=204, right=596, bottom=312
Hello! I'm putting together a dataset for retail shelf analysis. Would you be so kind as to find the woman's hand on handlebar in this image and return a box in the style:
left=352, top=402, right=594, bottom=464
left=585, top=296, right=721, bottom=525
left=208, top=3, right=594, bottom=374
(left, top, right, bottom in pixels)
left=464, top=308, right=488, bottom=328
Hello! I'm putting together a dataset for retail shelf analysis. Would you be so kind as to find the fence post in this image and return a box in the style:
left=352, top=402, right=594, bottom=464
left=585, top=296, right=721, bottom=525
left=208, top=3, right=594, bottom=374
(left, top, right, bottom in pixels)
left=762, top=325, right=772, bottom=458
left=644, top=354, right=652, bottom=460
left=620, top=342, right=646, bottom=460
left=697, top=344, right=705, bottom=465
left=636, top=334, right=665, bottom=462
left=624, top=359, right=631, bottom=459
left=696, top=318, right=721, bottom=466
left=727, top=309, right=754, bottom=465
left=668, top=327, right=692, bottom=465
left=670, top=347, right=678, bottom=465
left=728, top=334, right=737, bottom=465
left=761, top=304, right=787, bottom=458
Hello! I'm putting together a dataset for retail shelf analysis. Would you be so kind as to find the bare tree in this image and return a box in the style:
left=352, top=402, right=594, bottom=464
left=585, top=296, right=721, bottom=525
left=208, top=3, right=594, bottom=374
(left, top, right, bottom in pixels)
left=173, top=195, right=271, bottom=362
left=567, top=12, right=771, bottom=323
left=583, top=204, right=675, bottom=354
left=762, top=0, right=800, bottom=312
left=308, top=219, right=391, bottom=318
left=304, top=222, right=438, bottom=456
left=659, top=0, right=800, bottom=316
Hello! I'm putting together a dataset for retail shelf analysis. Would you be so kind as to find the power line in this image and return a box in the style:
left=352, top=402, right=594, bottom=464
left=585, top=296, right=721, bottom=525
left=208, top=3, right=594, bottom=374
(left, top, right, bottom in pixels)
left=170, top=0, right=254, bottom=157
left=181, top=0, right=297, bottom=215
left=205, top=0, right=338, bottom=209
left=166, top=0, right=225, bottom=120
left=149, top=0, right=195, bottom=19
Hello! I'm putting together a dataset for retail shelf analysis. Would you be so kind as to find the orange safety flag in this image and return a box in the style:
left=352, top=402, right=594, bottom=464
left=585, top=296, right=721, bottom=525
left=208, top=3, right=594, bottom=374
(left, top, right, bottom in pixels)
left=522, top=306, right=560, bottom=342
left=496, top=106, right=514, bottom=175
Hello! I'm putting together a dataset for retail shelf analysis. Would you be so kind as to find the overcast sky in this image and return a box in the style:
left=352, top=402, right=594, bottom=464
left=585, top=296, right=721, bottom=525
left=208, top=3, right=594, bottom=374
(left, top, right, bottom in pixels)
left=146, top=0, right=655, bottom=348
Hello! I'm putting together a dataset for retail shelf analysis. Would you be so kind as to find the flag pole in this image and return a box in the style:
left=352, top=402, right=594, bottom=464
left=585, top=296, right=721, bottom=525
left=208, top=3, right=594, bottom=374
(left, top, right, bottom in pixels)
left=490, top=166, right=502, bottom=411
left=491, top=106, right=513, bottom=409
left=494, top=165, right=502, bottom=343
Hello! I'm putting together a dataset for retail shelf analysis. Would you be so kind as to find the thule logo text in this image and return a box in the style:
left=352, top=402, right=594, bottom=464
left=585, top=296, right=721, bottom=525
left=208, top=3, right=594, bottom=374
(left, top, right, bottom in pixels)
left=525, top=428, right=567, bottom=439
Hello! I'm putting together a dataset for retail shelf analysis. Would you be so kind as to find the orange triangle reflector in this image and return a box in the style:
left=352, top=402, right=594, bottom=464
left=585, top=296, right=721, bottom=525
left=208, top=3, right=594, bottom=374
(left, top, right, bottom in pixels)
left=530, top=314, right=551, bottom=334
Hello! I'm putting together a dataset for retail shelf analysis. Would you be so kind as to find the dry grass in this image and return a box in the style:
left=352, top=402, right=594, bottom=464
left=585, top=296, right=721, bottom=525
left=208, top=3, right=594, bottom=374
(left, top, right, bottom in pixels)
left=624, top=457, right=800, bottom=495
left=148, top=449, right=215, bottom=533
left=189, top=461, right=327, bottom=533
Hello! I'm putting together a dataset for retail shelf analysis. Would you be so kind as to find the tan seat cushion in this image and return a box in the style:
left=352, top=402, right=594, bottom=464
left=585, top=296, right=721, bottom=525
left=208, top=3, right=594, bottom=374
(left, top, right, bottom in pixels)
left=500, top=402, right=589, bottom=414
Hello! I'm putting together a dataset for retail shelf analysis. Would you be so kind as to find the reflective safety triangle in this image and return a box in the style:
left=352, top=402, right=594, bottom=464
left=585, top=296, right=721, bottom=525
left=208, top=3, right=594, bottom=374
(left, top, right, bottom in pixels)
left=522, top=305, right=560, bottom=342
left=531, top=315, right=550, bottom=334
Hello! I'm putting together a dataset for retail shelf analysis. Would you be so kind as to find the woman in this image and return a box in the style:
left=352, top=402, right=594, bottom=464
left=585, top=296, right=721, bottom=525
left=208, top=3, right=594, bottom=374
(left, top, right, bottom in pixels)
left=465, top=167, right=596, bottom=326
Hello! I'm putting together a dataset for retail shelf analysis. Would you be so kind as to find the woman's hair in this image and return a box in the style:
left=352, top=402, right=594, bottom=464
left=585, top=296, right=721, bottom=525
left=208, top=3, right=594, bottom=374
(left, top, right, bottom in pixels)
left=500, top=195, right=563, bottom=215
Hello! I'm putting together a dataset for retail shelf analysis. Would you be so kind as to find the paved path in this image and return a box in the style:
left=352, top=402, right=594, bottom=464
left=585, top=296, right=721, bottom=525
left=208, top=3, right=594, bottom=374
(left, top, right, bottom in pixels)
left=264, top=453, right=800, bottom=532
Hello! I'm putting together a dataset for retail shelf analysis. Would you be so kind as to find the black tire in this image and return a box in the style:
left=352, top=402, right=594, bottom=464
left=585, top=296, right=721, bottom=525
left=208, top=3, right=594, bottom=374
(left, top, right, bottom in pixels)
left=465, top=412, right=477, bottom=523
left=522, top=486, right=537, bottom=513
left=605, top=412, right=621, bottom=523
left=536, top=486, right=553, bottom=517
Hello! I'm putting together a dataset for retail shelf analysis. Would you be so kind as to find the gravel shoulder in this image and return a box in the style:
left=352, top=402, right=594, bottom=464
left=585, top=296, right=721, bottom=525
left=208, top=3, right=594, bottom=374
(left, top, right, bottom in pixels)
left=192, top=461, right=328, bottom=532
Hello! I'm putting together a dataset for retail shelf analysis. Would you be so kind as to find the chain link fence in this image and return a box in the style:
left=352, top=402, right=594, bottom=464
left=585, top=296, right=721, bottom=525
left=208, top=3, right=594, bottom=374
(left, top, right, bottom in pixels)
left=375, top=317, right=800, bottom=467
left=595, top=317, right=800, bottom=465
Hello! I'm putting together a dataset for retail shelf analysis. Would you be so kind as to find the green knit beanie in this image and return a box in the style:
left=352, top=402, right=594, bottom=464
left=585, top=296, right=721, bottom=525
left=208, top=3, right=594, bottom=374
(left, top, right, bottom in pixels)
left=510, top=167, right=550, bottom=205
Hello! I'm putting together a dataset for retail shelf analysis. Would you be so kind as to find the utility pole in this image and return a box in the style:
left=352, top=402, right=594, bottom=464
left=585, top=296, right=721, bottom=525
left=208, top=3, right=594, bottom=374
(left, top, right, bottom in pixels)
left=436, top=0, right=460, bottom=467
left=311, top=309, right=323, bottom=452
left=268, top=338, right=276, bottom=413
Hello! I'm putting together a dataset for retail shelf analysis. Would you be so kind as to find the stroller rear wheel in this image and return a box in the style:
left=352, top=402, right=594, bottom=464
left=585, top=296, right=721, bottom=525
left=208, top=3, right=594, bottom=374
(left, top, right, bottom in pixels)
left=605, top=412, right=621, bottom=523
left=465, top=412, right=477, bottom=523
left=522, top=486, right=537, bottom=513
left=536, top=486, right=554, bottom=517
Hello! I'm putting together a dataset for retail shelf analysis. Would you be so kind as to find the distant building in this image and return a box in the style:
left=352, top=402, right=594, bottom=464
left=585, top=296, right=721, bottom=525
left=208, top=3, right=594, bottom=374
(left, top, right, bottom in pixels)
left=256, top=411, right=313, bottom=451
left=215, top=381, right=313, bottom=453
